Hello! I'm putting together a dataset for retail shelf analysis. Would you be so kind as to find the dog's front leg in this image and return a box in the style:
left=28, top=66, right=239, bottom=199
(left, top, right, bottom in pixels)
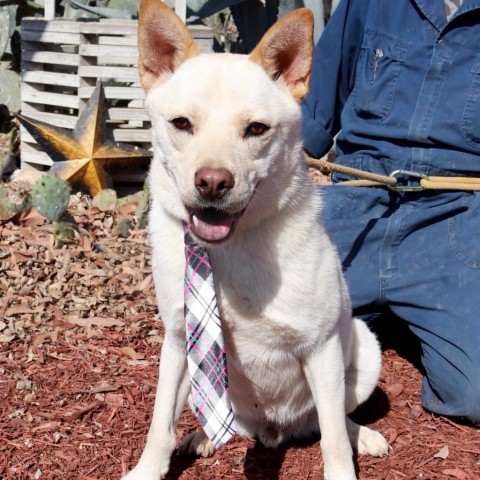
left=303, top=334, right=357, bottom=480
left=123, top=331, right=190, bottom=480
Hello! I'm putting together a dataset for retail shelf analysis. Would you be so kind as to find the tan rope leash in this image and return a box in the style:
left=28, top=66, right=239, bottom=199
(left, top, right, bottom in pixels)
left=421, top=177, right=480, bottom=190
left=307, top=157, right=480, bottom=191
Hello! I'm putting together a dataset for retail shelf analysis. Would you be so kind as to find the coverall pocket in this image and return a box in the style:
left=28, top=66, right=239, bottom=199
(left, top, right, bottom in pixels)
left=461, top=56, right=480, bottom=149
left=352, top=28, right=408, bottom=123
left=448, top=193, right=480, bottom=269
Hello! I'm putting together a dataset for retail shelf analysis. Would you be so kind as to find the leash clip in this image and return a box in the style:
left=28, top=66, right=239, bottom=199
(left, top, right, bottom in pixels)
left=388, top=169, right=429, bottom=192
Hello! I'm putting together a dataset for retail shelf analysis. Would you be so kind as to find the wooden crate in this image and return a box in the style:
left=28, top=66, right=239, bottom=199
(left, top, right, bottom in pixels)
left=20, top=17, right=214, bottom=182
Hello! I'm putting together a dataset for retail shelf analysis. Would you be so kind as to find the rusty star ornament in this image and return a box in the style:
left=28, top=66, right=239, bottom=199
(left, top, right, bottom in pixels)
left=18, top=84, right=151, bottom=196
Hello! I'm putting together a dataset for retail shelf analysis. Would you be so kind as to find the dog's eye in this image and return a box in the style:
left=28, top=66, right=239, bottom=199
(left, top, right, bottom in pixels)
left=245, top=122, right=270, bottom=137
left=170, top=117, right=192, bottom=131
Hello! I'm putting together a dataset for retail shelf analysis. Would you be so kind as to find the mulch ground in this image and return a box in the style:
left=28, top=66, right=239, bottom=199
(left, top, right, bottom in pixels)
left=1, top=184, right=479, bottom=480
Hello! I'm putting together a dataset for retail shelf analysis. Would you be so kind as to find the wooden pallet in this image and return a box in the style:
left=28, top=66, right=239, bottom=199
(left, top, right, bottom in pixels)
left=20, top=17, right=213, bottom=183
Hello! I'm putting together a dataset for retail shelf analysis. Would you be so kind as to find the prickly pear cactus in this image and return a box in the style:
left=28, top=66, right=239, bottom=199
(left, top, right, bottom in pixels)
left=0, top=10, right=11, bottom=60
left=113, top=217, right=133, bottom=238
left=31, top=173, right=71, bottom=222
left=92, top=188, right=117, bottom=212
left=0, top=183, right=16, bottom=221
left=135, top=181, right=150, bottom=229
left=0, top=183, right=31, bottom=221
left=53, top=213, right=78, bottom=248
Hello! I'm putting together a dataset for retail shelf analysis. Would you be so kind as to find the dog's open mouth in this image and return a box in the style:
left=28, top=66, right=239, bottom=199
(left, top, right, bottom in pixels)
left=188, top=207, right=243, bottom=243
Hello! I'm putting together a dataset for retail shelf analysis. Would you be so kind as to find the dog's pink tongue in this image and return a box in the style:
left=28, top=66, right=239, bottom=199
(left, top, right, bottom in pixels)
left=191, top=209, right=234, bottom=242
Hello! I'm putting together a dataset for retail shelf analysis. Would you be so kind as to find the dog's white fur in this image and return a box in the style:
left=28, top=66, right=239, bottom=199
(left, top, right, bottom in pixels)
left=123, top=2, right=388, bottom=479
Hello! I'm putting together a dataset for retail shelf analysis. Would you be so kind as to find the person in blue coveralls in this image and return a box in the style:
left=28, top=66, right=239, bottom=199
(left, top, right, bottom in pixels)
left=301, top=0, right=480, bottom=423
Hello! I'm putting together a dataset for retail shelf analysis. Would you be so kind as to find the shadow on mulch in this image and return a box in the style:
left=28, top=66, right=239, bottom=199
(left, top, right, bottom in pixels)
left=165, top=456, right=197, bottom=480
left=369, top=313, right=424, bottom=373
left=244, top=442, right=288, bottom=479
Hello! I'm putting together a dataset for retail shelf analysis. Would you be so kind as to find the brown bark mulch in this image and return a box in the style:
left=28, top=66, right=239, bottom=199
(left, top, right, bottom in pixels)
left=1, top=187, right=479, bottom=480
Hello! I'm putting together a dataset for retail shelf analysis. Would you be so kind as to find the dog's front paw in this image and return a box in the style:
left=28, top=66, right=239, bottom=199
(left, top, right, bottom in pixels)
left=355, top=425, right=389, bottom=457
left=177, top=431, right=215, bottom=457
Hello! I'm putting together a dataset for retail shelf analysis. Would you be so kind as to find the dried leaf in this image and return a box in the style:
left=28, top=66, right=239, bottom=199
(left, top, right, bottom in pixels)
left=120, top=346, right=145, bottom=360
left=105, top=392, right=125, bottom=406
left=386, top=382, right=404, bottom=397
left=0, top=333, right=15, bottom=343
left=5, top=304, right=37, bottom=316
left=20, top=208, right=47, bottom=226
left=441, top=468, right=467, bottom=479
left=32, top=332, right=52, bottom=347
left=386, top=428, right=398, bottom=445
left=409, top=403, right=424, bottom=419
left=132, top=274, right=152, bottom=293
left=67, top=317, right=125, bottom=328
left=434, top=445, right=449, bottom=459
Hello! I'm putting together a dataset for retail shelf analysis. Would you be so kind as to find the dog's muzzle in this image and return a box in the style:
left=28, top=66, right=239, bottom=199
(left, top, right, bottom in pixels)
left=185, top=167, right=245, bottom=244
left=188, top=207, right=244, bottom=243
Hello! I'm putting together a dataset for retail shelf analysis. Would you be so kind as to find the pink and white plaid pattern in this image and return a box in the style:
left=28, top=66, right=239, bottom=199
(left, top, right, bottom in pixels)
left=184, top=228, right=236, bottom=448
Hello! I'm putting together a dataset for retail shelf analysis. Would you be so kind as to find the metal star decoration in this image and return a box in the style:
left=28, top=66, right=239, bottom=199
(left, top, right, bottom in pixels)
left=17, top=83, right=151, bottom=196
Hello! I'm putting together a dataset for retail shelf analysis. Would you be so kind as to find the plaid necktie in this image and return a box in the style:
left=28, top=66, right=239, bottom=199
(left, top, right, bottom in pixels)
left=183, top=228, right=236, bottom=448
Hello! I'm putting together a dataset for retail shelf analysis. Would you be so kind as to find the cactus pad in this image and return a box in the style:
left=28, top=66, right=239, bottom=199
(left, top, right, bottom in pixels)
left=0, top=184, right=17, bottom=220
left=92, top=188, right=117, bottom=212
left=31, top=173, right=71, bottom=222
left=0, top=183, right=31, bottom=221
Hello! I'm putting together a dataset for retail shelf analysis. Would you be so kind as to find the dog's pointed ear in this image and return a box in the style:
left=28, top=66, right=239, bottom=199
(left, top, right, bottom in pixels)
left=249, top=8, right=314, bottom=102
left=138, top=0, right=200, bottom=91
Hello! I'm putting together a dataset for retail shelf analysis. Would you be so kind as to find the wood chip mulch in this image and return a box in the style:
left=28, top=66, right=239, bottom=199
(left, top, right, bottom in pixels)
left=1, top=188, right=479, bottom=480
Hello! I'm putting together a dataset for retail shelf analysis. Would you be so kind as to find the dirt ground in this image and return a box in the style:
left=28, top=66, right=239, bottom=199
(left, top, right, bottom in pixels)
left=0, top=184, right=479, bottom=480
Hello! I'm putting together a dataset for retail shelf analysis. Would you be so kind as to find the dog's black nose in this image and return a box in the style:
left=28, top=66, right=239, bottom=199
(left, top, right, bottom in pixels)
left=194, top=167, right=234, bottom=200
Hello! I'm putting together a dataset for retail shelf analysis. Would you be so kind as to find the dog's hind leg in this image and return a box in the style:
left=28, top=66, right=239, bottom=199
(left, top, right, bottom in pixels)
left=177, top=431, right=215, bottom=457
left=344, top=318, right=389, bottom=457
left=123, top=332, right=190, bottom=480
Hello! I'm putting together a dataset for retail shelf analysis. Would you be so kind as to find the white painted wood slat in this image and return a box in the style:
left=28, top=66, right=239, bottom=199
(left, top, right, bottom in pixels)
left=21, top=70, right=81, bottom=88
left=20, top=16, right=213, bottom=183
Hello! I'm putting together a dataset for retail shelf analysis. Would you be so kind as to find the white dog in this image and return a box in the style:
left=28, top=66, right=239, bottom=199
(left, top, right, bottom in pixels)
left=124, top=1, right=388, bottom=479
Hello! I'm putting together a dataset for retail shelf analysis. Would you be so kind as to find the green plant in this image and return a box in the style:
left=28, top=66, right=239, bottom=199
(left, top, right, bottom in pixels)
left=0, top=131, right=30, bottom=220
left=0, top=1, right=43, bottom=61
left=91, top=180, right=150, bottom=237
left=0, top=182, right=30, bottom=220
left=91, top=188, right=118, bottom=211
left=113, top=217, right=133, bottom=237
left=134, top=180, right=149, bottom=229
left=1, top=126, right=18, bottom=176
left=118, top=180, right=149, bottom=229
left=31, top=173, right=77, bottom=246
left=31, top=173, right=70, bottom=222
left=0, top=3, right=18, bottom=61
